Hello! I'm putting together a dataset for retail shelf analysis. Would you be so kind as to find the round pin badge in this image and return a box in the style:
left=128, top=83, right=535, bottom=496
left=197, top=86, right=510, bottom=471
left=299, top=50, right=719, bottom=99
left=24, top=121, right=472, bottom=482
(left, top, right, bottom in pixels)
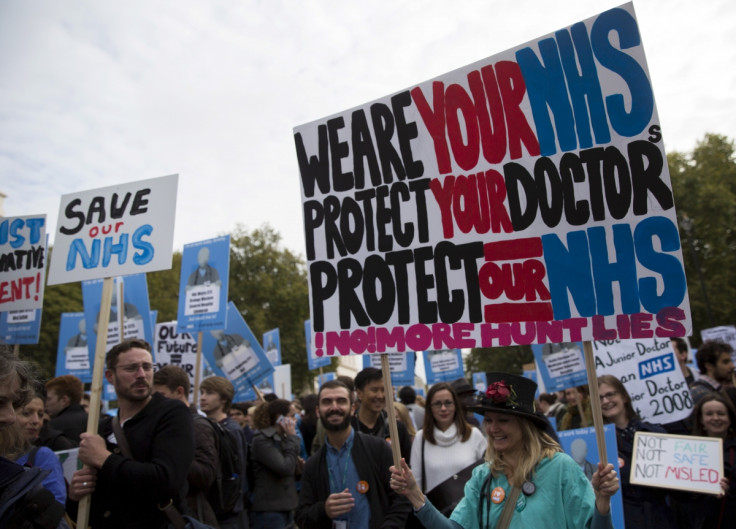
left=522, top=481, right=536, bottom=496
left=491, top=486, right=505, bottom=504
left=356, top=480, right=370, bottom=494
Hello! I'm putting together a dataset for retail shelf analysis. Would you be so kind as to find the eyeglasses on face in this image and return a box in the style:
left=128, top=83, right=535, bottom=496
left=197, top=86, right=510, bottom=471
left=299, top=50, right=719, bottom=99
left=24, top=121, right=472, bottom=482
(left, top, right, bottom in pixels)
left=115, top=363, right=154, bottom=374
left=599, top=391, right=618, bottom=402
left=431, top=400, right=455, bottom=409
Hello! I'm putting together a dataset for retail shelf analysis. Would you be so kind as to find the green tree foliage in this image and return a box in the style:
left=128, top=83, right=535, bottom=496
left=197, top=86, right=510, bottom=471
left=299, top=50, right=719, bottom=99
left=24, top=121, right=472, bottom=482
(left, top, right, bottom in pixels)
left=146, top=252, right=182, bottom=324
left=466, top=345, right=533, bottom=377
left=668, top=134, right=736, bottom=345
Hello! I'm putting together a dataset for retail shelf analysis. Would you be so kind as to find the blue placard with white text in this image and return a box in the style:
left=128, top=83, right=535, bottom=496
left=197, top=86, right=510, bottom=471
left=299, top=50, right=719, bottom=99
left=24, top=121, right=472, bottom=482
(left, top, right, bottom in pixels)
left=263, top=328, right=282, bottom=366
left=200, top=301, right=274, bottom=400
left=55, top=312, right=92, bottom=382
left=0, top=309, right=42, bottom=344
left=423, top=349, right=464, bottom=385
left=363, top=352, right=415, bottom=387
left=177, top=236, right=230, bottom=333
left=532, top=341, right=588, bottom=393
left=82, top=274, right=154, bottom=354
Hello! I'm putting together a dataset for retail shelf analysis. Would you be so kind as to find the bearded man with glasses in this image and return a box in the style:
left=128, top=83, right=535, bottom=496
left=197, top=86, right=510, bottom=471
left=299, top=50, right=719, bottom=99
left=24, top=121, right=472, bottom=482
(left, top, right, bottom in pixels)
left=67, top=338, right=195, bottom=529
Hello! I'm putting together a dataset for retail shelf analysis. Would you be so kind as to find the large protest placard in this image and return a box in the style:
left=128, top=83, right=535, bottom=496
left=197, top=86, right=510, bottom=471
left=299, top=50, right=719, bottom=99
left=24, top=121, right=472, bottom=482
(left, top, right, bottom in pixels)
left=630, top=432, right=723, bottom=495
left=47, top=174, right=178, bottom=285
left=82, top=274, right=154, bottom=352
left=295, top=3, right=690, bottom=357
left=0, top=215, right=46, bottom=311
left=263, top=328, right=282, bottom=366
left=0, top=309, right=42, bottom=345
left=177, top=236, right=230, bottom=333
left=423, top=349, right=464, bottom=384
left=557, top=426, right=625, bottom=527
left=593, top=337, right=692, bottom=423
left=200, top=301, right=274, bottom=396
left=56, top=313, right=92, bottom=382
left=363, top=352, right=415, bottom=386
left=533, top=341, right=588, bottom=392
left=153, top=321, right=213, bottom=399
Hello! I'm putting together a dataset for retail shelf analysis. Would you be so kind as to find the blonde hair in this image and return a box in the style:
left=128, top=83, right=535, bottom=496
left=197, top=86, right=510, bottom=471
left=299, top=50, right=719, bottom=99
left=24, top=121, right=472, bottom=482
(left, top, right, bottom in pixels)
left=485, top=415, right=561, bottom=486
left=393, top=401, right=416, bottom=437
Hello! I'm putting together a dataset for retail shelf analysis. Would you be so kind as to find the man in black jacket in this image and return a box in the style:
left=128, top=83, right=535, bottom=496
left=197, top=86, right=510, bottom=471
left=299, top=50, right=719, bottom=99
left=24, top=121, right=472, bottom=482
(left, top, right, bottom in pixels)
left=45, top=374, right=88, bottom=444
left=296, top=380, right=410, bottom=529
left=67, top=339, right=194, bottom=529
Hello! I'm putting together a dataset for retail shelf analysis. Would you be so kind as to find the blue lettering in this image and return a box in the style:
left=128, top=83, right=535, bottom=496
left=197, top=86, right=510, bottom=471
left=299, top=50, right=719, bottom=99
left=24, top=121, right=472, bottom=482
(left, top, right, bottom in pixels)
left=25, top=218, right=45, bottom=245
left=541, top=230, right=596, bottom=319
left=102, top=233, right=129, bottom=267
left=589, top=224, right=639, bottom=315
left=634, top=216, right=686, bottom=313
left=590, top=8, right=653, bottom=137
left=132, top=224, right=154, bottom=265
left=66, top=239, right=101, bottom=271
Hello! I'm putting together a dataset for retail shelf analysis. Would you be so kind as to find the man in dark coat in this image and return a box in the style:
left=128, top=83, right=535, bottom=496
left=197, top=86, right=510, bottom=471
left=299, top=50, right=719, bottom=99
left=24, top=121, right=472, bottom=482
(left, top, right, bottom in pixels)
left=45, top=374, right=88, bottom=444
left=296, top=380, right=410, bottom=529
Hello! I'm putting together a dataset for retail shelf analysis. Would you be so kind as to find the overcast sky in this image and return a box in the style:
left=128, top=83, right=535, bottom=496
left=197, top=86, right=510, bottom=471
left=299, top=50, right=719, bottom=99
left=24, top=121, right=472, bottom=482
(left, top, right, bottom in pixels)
left=2, top=0, right=734, bottom=258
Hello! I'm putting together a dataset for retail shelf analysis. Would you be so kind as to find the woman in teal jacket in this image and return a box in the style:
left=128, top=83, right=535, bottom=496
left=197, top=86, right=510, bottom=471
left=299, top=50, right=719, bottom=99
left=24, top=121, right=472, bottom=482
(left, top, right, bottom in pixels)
left=390, top=373, right=619, bottom=529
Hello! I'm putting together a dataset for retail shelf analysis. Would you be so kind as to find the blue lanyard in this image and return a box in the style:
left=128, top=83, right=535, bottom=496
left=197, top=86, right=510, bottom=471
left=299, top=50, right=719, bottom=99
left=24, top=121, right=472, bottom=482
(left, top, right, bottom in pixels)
left=327, top=438, right=354, bottom=493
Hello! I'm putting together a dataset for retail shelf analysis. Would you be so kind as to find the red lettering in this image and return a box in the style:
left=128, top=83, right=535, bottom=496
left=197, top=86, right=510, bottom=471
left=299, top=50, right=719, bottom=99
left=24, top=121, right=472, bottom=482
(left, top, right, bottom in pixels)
left=445, top=84, right=480, bottom=171
left=495, top=61, right=541, bottom=159
left=411, top=83, right=451, bottom=174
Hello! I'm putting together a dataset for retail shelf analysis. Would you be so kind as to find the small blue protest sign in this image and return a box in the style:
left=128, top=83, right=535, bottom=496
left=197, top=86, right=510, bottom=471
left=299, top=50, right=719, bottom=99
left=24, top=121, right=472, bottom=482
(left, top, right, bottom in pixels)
left=363, top=352, right=415, bottom=387
left=0, top=309, right=42, bottom=345
left=532, top=341, right=587, bottom=393
left=263, top=328, right=282, bottom=366
left=82, top=274, right=154, bottom=353
left=305, top=320, right=330, bottom=370
left=56, top=312, right=92, bottom=382
left=177, top=236, right=230, bottom=333
left=472, top=372, right=487, bottom=393
left=200, top=301, right=274, bottom=396
left=423, top=349, right=464, bottom=385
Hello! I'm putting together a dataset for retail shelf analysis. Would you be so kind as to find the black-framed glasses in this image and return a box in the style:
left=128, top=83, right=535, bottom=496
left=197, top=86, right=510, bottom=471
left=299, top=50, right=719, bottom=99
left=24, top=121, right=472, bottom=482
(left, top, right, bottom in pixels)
left=431, top=400, right=455, bottom=409
left=115, top=363, right=154, bottom=374
left=599, top=391, right=618, bottom=402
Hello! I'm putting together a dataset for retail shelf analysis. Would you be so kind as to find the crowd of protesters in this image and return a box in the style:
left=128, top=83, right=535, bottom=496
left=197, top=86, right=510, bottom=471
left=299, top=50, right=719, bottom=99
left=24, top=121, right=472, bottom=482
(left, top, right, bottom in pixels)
left=1, top=337, right=734, bottom=528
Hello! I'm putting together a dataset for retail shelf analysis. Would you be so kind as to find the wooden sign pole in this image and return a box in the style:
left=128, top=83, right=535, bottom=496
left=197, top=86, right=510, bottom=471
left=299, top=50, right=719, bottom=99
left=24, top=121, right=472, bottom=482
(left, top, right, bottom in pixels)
left=193, top=331, right=203, bottom=406
left=77, top=277, right=114, bottom=529
left=380, top=354, right=402, bottom=469
left=583, top=341, right=608, bottom=463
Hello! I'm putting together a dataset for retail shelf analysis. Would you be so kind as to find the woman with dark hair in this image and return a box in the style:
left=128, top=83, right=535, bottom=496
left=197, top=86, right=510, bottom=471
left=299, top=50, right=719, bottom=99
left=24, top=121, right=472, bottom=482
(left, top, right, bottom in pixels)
left=597, top=374, right=676, bottom=528
left=390, top=373, right=618, bottom=529
left=677, top=393, right=735, bottom=529
left=409, top=382, right=486, bottom=516
left=16, top=382, right=76, bottom=451
left=250, top=398, right=302, bottom=529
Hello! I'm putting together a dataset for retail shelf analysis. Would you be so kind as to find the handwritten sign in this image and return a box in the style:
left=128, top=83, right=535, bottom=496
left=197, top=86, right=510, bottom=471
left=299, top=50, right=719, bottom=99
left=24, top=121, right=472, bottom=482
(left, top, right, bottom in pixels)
left=296, top=3, right=691, bottom=357
left=153, top=321, right=212, bottom=398
left=631, top=432, right=723, bottom=495
left=593, top=338, right=692, bottom=423
left=47, top=174, right=178, bottom=285
left=0, top=215, right=46, bottom=311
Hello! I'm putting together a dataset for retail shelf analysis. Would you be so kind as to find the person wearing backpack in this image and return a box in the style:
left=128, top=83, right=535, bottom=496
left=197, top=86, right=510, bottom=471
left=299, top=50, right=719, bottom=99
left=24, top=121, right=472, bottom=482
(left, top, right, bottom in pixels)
left=153, top=366, right=220, bottom=528
left=200, top=376, right=249, bottom=529
left=250, top=399, right=302, bottom=529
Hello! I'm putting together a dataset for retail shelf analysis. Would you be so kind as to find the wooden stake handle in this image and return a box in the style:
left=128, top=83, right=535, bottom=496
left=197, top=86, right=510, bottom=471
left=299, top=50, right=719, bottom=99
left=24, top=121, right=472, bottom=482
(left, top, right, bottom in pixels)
left=583, top=341, right=608, bottom=464
left=380, top=354, right=402, bottom=469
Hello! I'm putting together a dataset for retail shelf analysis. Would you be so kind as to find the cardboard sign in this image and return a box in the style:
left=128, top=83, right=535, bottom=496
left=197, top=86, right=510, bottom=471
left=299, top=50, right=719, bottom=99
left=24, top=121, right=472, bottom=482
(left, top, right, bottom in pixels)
left=0, top=215, right=46, bottom=311
left=296, top=3, right=690, bottom=356
left=48, top=174, right=178, bottom=285
left=593, top=338, right=692, bottom=423
left=423, top=349, right=464, bottom=384
left=363, top=352, right=416, bottom=386
left=630, top=432, right=723, bottom=495
left=177, top=236, right=230, bottom=333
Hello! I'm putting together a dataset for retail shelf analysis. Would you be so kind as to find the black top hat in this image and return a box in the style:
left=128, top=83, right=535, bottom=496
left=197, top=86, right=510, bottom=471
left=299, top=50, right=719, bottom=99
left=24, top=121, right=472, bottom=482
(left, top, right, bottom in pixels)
left=450, top=377, right=476, bottom=395
left=467, top=372, right=546, bottom=429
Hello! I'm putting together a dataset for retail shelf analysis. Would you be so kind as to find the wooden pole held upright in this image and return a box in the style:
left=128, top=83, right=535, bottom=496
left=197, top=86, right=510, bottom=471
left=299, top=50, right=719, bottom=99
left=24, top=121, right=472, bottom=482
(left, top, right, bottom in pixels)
left=193, top=331, right=203, bottom=405
left=380, top=354, right=402, bottom=469
left=77, top=277, right=114, bottom=529
left=583, top=341, right=608, bottom=463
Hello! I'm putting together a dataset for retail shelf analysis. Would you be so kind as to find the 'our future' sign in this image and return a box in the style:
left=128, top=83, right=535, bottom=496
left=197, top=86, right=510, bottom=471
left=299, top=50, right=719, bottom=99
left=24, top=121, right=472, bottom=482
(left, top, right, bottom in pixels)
left=295, top=3, right=691, bottom=357
left=48, top=174, right=178, bottom=285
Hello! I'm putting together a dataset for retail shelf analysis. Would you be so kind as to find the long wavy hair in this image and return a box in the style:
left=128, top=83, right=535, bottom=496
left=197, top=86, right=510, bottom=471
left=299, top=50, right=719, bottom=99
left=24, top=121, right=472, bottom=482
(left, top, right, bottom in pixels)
left=486, top=415, right=561, bottom=486
left=423, top=382, right=472, bottom=445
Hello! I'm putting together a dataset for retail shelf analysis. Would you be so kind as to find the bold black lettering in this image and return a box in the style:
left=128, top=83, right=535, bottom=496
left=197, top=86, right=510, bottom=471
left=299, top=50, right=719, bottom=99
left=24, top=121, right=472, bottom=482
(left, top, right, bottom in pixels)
left=391, top=91, right=424, bottom=180
left=354, top=189, right=376, bottom=252
left=390, top=182, right=413, bottom=248
left=328, top=117, right=353, bottom=193
left=86, top=196, right=106, bottom=226
left=579, top=148, right=606, bottom=220
left=309, top=261, right=338, bottom=332
left=337, top=258, right=370, bottom=329
left=386, top=250, right=414, bottom=324
left=504, top=162, right=538, bottom=231
left=351, top=109, right=380, bottom=190
left=362, top=255, right=396, bottom=325
left=559, top=153, right=590, bottom=225
left=414, top=246, right=437, bottom=323
left=340, top=197, right=365, bottom=255
left=628, top=140, right=672, bottom=215
left=409, top=179, right=431, bottom=244
left=303, top=200, right=324, bottom=261
left=370, top=103, right=406, bottom=183
left=535, top=157, right=564, bottom=227
left=602, top=146, right=632, bottom=219
left=59, top=198, right=85, bottom=235
left=130, top=189, right=151, bottom=215
left=323, top=196, right=346, bottom=259
left=295, top=126, right=330, bottom=198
